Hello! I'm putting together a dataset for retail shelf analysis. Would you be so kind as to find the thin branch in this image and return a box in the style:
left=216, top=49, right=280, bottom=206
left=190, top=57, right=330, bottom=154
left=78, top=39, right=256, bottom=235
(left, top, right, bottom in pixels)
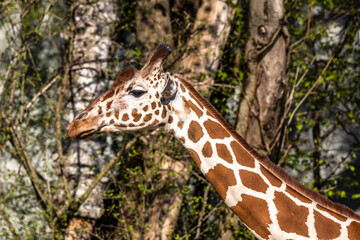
left=0, top=206, right=19, bottom=239
left=34, top=0, right=58, bottom=31
left=255, top=27, right=282, bottom=59
left=269, top=56, right=316, bottom=152
left=8, top=77, right=17, bottom=123
left=212, top=83, right=241, bottom=90
left=57, top=136, right=126, bottom=224
left=287, top=27, right=351, bottom=128
left=195, top=185, right=210, bottom=240
left=180, top=201, right=223, bottom=240
left=14, top=75, right=59, bottom=128
left=0, top=111, right=58, bottom=220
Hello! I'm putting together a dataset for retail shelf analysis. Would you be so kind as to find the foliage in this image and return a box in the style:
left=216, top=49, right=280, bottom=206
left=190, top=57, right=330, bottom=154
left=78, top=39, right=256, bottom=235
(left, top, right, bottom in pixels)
left=284, top=0, right=360, bottom=205
left=0, top=0, right=359, bottom=239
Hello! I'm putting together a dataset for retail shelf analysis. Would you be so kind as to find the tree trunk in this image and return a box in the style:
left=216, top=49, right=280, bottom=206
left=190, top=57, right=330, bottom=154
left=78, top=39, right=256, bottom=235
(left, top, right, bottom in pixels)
left=220, top=0, right=289, bottom=238
left=58, top=1, right=118, bottom=239
left=235, top=0, right=289, bottom=162
left=136, top=2, right=183, bottom=239
left=136, top=0, right=173, bottom=57
left=179, top=0, right=236, bottom=93
left=132, top=1, right=235, bottom=239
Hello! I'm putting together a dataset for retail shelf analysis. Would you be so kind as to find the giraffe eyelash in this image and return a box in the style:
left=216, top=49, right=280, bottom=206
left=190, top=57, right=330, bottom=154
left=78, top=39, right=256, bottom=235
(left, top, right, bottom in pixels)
left=129, top=89, right=147, bottom=98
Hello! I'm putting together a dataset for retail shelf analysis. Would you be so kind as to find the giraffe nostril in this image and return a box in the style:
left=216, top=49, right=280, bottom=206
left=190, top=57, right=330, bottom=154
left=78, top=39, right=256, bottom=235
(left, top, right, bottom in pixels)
left=77, top=112, right=88, bottom=120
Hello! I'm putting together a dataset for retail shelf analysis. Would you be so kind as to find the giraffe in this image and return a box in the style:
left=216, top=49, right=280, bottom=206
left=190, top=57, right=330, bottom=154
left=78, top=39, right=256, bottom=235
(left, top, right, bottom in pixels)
left=68, top=44, right=360, bottom=240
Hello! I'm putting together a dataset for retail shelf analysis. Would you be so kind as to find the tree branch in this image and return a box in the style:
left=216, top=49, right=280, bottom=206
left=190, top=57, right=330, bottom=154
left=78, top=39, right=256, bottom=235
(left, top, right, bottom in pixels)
left=57, top=135, right=126, bottom=224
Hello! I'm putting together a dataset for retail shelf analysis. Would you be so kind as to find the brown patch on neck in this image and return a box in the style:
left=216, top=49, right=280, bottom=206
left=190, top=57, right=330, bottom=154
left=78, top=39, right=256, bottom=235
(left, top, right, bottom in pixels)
left=183, top=99, right=191, bottom=115
left=183, top=97, right=203, bottom=118
left=203, top=119, right=230, bottom=139
left=239, top=170, right=269, bottom=193
left=314, top=210, right=341, bottom=239
left=150, top=119, right=159, bottom=127
left=230, top=141, right=255, bottom=168
left=347, top=221, right=360, bottom=240
left=216, top=143, right=233, bottom=163
left=205, top=164, right=236, bottom=200
left=316, top=204, right=347, bottom=222
left=274, top=191, right=309, bottom=237
left=189, top=91, right=204, bottom=109
left=286, top=186, right=312, bottom=204
left=260, top=166, right=282, bottom=187
left=187, top=148, right=201, bottom=167
left=188, top=121, right=204, bottom=143
left=202, top=141, right=212, bottom=158
left=231, top=195, right=271, bottom=239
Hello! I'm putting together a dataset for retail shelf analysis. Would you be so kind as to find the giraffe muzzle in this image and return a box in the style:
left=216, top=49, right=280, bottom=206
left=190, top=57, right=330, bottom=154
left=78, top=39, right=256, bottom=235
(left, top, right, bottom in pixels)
left=68, top=113, right=99, bottom=140
left=74, top=128, right=97, bottom=140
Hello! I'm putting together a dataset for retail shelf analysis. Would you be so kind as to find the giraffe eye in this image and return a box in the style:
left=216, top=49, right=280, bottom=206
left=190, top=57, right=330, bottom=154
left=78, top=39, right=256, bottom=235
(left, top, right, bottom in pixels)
left=129, top=89, right=146, bottom=98
left=76, top=112, right=88, bottom=120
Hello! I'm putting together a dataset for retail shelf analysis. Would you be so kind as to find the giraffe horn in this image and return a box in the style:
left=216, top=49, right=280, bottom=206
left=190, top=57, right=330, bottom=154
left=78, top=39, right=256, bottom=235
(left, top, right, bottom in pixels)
left=141, top=43, right=172, bottom=77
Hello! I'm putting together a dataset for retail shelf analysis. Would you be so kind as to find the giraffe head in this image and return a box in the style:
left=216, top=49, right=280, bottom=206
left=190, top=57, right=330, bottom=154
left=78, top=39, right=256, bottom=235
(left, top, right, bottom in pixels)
left=68, top=44, right=178, bottom=139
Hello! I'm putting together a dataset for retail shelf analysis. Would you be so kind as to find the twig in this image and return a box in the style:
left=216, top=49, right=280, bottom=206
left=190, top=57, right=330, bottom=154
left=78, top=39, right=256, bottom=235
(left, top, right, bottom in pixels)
left=14, top=76, right=59, bottom=128
left=287, top=21, right=352, bottom=127
left=212, top=83, right=241, bottom=90
left=180, top=201, right=223, bottom=240
left=55, top=65, right=70, bottom=197
left=0, top=206, right=19, bottom=239
left=8, top=77, right=17, bottom=123
left=34, top=0, right=58, bottom=31
left=255, top=27, right=282, bottom=59
left=57, top=136, right=127, bottom=223
left=195, top=185, right=210, bottom=239
left=0, top=111, right=57, bottom=220
left=269, top=56, right=316, bottom=152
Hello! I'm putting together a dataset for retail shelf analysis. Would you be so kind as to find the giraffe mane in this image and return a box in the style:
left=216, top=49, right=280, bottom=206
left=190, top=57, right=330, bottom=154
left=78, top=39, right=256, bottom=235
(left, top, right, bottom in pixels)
left=178, top=76, right=360, bottom=222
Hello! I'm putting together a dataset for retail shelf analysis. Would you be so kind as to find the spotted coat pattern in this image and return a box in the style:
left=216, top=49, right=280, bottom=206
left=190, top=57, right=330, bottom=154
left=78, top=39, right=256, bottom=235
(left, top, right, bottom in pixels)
left=68, top=44, right=360, bottom=240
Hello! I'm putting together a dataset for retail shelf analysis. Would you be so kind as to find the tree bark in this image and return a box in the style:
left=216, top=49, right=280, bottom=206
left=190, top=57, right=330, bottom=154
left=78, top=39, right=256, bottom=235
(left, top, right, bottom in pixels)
left=132, top=1, right=235, bottom=239
left=235, top=0, right=289, bottom=162
left=136, top=0, right=173, bottom=57
left=58, top=1, right=118, bottom=239
left=135, top=2, right=183, bottom=239
left=179, top=0, right=236, bottom=92
left=220, top=0, right=289, bottom=238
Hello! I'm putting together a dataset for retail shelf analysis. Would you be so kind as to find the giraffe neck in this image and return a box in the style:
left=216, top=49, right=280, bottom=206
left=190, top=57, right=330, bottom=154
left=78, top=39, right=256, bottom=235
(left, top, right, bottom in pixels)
left=165, top=75, right=360, bottom=240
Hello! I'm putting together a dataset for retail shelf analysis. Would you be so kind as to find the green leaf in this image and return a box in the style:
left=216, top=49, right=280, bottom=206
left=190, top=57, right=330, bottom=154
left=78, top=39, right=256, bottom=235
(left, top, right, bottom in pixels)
left=352, top=194, right=360, bottom=199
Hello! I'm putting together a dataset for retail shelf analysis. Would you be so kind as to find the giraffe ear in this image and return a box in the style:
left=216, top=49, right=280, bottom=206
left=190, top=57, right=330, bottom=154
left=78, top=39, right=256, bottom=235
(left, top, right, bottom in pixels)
left=141, top=43, right=172, bottom=77
left=160, top=72, right=177, bottom=105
